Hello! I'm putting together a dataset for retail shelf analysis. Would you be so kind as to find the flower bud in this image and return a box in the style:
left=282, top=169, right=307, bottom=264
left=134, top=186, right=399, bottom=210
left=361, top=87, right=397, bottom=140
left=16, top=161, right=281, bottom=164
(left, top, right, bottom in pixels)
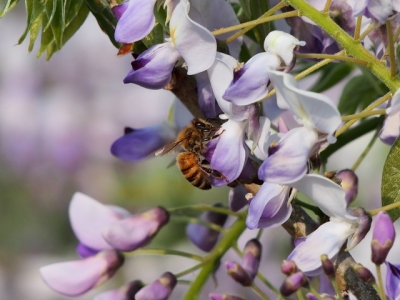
left=336, top=169, right=358, bottom=204
left=371, top=211, right=395, bottom=265
left=347, top=207, right=372, bottom=251
left=102, top=206, right=169, bottom=252
left=209, top=293, right=245, bottom=300
left=241, top=239, right=262, bottom=280
left=94, top=280, right=144, bottom=300
left=40, top=250, right=124, bottom=296
left=135, top=272, right=177, bottom=300
left=264, top=30, right=306, bottom=66
left=321, top=254, right=335, bottom=279
left=225, top=261, right=252, bottom=286
left=385, top=261, right=400, bottom=300
left=281, top=260, right=298, bottom=275
left=353, top=263, right=376, bottom=284
left=280, top=271, right=309, bottom=297
left=186, top=203, right=228, bottom=252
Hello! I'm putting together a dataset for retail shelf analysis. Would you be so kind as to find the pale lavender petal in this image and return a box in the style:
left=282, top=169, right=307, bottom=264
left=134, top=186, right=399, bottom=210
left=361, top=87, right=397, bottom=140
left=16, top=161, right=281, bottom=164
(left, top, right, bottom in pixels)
left=269, top=70, right=341, bottom=142
left=102, top=207, right=169, bottom=252
left=207, top=52, right=238, bottom=116
left=394, top=0, right=400, bottom=12
left=40, top=251, right=123, bottom=296
left=287, top=220, right=355, bottom=276
left=111, top=122, right=176, bottom=161
left=69, top=193, right=128, bottom=251
left=223, top=53, right=281, bottom=106
left=353, top=0, right=392, bottom=24
left=246, top=182, right=292, bottom=229
left=170, top=0, right=216, bottom=75
left=211, top=119, right=247, bottom=185
left=258, top=127, right=318, bottom=184
left=380, top=89, right=400, bottom=145
left=115, top=0, right=157, bottom=43
left=124, top=43, right=181, bottom=89
left=190, top=0, right=242, bottom=58
left=291, top=174, right=356, bottom=219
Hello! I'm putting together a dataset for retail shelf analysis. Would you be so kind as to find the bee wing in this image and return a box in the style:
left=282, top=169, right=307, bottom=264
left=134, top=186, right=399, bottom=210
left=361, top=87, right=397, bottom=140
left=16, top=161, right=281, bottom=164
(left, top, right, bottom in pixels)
left=154, top=136, right=188, bottom=156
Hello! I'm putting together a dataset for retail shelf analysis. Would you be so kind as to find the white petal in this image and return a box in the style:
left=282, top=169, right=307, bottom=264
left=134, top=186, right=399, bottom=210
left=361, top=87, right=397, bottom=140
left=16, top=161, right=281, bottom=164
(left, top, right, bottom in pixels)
left=269, top=70, right=341, bottom=140
left=287, top=219, right=355, bottom=276
left=170, top=0, right=216, bottom=74
left=264, top=30, right=305, bottom=65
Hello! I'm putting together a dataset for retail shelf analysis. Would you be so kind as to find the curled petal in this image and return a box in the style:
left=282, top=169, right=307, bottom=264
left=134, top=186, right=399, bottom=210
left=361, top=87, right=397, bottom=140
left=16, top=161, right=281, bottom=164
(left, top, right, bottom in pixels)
left=111, top=122, right=176, bottom=162
left=69, top=193, right=129, bottom=251
left=112, top=2, right=128, bottom=20
left=246, top=182, right=292, bottom=229
left=170, top=0, right=216, bottom=74
left=124, top=43, right=181, bottom=89
left=40, top=250, right=124, bottom=296
left=385, top=261, right=400, bottom=300
left=291, top=174, right=356, bottom=220
left=102, top=207, right=169, bottom=252
left=229, top=185, right=249, bottom=212
left=258, top=127, right=318, bottom=184
left=352, top=0, right=392, bottom=24
left=196, top=71, right=218, bottom=118
left=211, top=119, right=247, bottom=185
left=287, top=220, right=355, bottom=276
left=264, top=30, right=305, bottom=65
left=269, top=70, right=341, bottom=142
left=223, top=52, right=281, bottom=105
left=380, top=89, right=400, bottom=145
left=115, top=0, right=157, bottom=43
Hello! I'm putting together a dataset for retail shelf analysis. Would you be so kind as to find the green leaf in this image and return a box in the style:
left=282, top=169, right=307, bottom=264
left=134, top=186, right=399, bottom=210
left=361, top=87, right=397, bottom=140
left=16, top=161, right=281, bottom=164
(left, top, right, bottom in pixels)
left=248, top=0, right=270, bottom=46
left=0, top=0, right=20, bottom=18
left=382, top=137, right=400, bottom=221
left=338, top=72, right=388, bottom=115
left=310, top=62, right=355, bottom=93
left=141, top=22, right=164, bottom=49
left=18, top=0, right=46, bottom=50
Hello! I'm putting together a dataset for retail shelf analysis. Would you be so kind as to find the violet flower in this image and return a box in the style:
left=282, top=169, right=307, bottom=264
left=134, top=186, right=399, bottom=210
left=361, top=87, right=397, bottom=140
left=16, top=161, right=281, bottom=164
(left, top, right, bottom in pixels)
left=352, top=0, right=392, bottom=24
left=135, top=272, right=177, bottom=300
left=371, top=211, right=396, bottom=265
left=94, top=280, right=144, bottom=300
left=380, top=89, right=400, bottom=145
left=386, top=261, right=400, bottom=300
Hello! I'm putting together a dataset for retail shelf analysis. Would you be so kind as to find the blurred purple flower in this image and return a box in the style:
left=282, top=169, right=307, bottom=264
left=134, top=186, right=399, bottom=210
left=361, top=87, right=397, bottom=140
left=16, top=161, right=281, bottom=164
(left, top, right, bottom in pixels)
left=371, top=211, right=395, bottom=265
left=135, top=272, right=177, bottom=300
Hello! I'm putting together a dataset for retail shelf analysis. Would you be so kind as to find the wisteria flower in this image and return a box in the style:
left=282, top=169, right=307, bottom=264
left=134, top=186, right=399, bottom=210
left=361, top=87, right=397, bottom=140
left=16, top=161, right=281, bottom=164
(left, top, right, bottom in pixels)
left=380, top=89, right=400, bottom=145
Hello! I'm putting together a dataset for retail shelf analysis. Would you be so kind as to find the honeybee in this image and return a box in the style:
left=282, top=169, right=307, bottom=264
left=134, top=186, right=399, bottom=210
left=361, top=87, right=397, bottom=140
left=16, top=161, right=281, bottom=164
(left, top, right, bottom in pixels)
left=156, top=118, right=228, bottom=190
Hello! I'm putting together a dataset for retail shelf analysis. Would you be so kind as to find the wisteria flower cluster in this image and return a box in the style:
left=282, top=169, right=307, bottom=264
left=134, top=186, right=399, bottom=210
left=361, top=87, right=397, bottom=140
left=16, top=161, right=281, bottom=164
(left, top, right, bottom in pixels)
left=6, top=0, right=400, bottom=298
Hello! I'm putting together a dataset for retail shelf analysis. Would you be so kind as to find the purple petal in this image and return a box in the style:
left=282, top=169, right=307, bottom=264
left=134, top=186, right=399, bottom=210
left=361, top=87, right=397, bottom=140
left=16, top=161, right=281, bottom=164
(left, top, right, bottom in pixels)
left=69, top=193, right=129, bottom=251
left=229, top=185, right=249, bottom=212
left=111, top=2, right=128, bottom=20
left=76, top=243, right=99, bottom=258
left=353, top=0, right=392, bottom=24
left=211, top=119, right=247, bottom=185
left=124, top=43, right=181, bottom=89
left=135, top=272, right=177, bottom=300
left=196, top=71, right=218, bottom=118
left=40, top=250, right=124, bottom=296
left=258, top=127, right=318, bottom=184
left=111, top=122, right=176, bottom=162
left=114, top=0, right=157, bottom=43
left=102, top=207, right=169, bottom=252
left=386, top=261, right=400, bottom=300
left=223, top=52, right=280, bottom=106
left=380, top=89, right=400, bottom=145
left=246, top=182, right=292, bottom=229
left=94, top=280, right=144, bottom=300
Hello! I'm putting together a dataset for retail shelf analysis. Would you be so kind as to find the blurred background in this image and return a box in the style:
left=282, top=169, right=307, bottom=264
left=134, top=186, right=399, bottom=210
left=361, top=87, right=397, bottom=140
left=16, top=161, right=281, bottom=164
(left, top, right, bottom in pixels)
left=0, top=2, right=398, bottom=300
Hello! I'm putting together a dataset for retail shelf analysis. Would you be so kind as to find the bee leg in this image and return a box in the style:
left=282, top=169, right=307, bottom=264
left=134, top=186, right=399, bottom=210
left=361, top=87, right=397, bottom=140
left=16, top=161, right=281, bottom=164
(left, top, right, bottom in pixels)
left=201, top=165, right=229, bottom=183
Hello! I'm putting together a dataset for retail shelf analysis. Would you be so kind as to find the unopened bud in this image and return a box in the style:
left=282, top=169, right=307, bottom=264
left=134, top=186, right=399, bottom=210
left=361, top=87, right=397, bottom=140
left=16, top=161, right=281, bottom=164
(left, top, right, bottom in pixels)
left=280, top=271, right=309, bottom=297
left=209, top=293, right=245, bottom=300
left=94, top=280, right=144, bottom=300
left=353, top=263, right=376, bottom=284
left=102, top=206, right=169, bottom=252
left=321, top=254, right=335, bottom=279
left=347, top=207, right=372, bottom=251
left=281, top=260, right=298, bottom=275
left=186, top=203, right=228, bottom=252
left=225, top=261, right=252, bottom=286
left=241, top=239, right=262, bottom=280
left=336, top=169, right=358, bottom=204
left=135, top=272, right=177, bottom=300
left=371, top=211, right=396, bottom=265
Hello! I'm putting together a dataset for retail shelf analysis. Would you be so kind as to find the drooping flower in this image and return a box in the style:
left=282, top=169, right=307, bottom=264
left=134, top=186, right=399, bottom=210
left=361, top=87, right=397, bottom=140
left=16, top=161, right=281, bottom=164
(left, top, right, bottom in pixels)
left=40, top=250, right=124, bottom=296
left=280, top=271, right=309, bottom=297
left=371, top=211, right=396, bottom=265
left=135, top=272, right=177, bottom=300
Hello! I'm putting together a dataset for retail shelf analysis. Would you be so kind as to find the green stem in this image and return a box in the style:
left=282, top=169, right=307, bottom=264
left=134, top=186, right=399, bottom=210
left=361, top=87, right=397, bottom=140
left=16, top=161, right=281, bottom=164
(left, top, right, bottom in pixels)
left=175, top=263, right=204, bottom=278
left=323, top=0, right=333, bottom=12
left=354, top=16, right=362, bottom=40
left=308, top=286, right=323, bottom=300
left=252, top=283, right=271, bottom=300
left=257, top=272, right=280, bottom=295
left=182, top=218, right=247, bottom=299
left=341, top=109, right=386, bottom=121
left=126, top=248, right=204, bottom=262
left=296, top=53, right=368, bottom=66
left=351, top=130, right=379, bottom=171
left=286, top=0, right=400, bottom=92
left=369, top=201, right=400, bottom=215
left=376, top=264, right=388, bottom=300
left=387, top=21, right=396, bottom=77
left=330, top=278, right=344, bottom=300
